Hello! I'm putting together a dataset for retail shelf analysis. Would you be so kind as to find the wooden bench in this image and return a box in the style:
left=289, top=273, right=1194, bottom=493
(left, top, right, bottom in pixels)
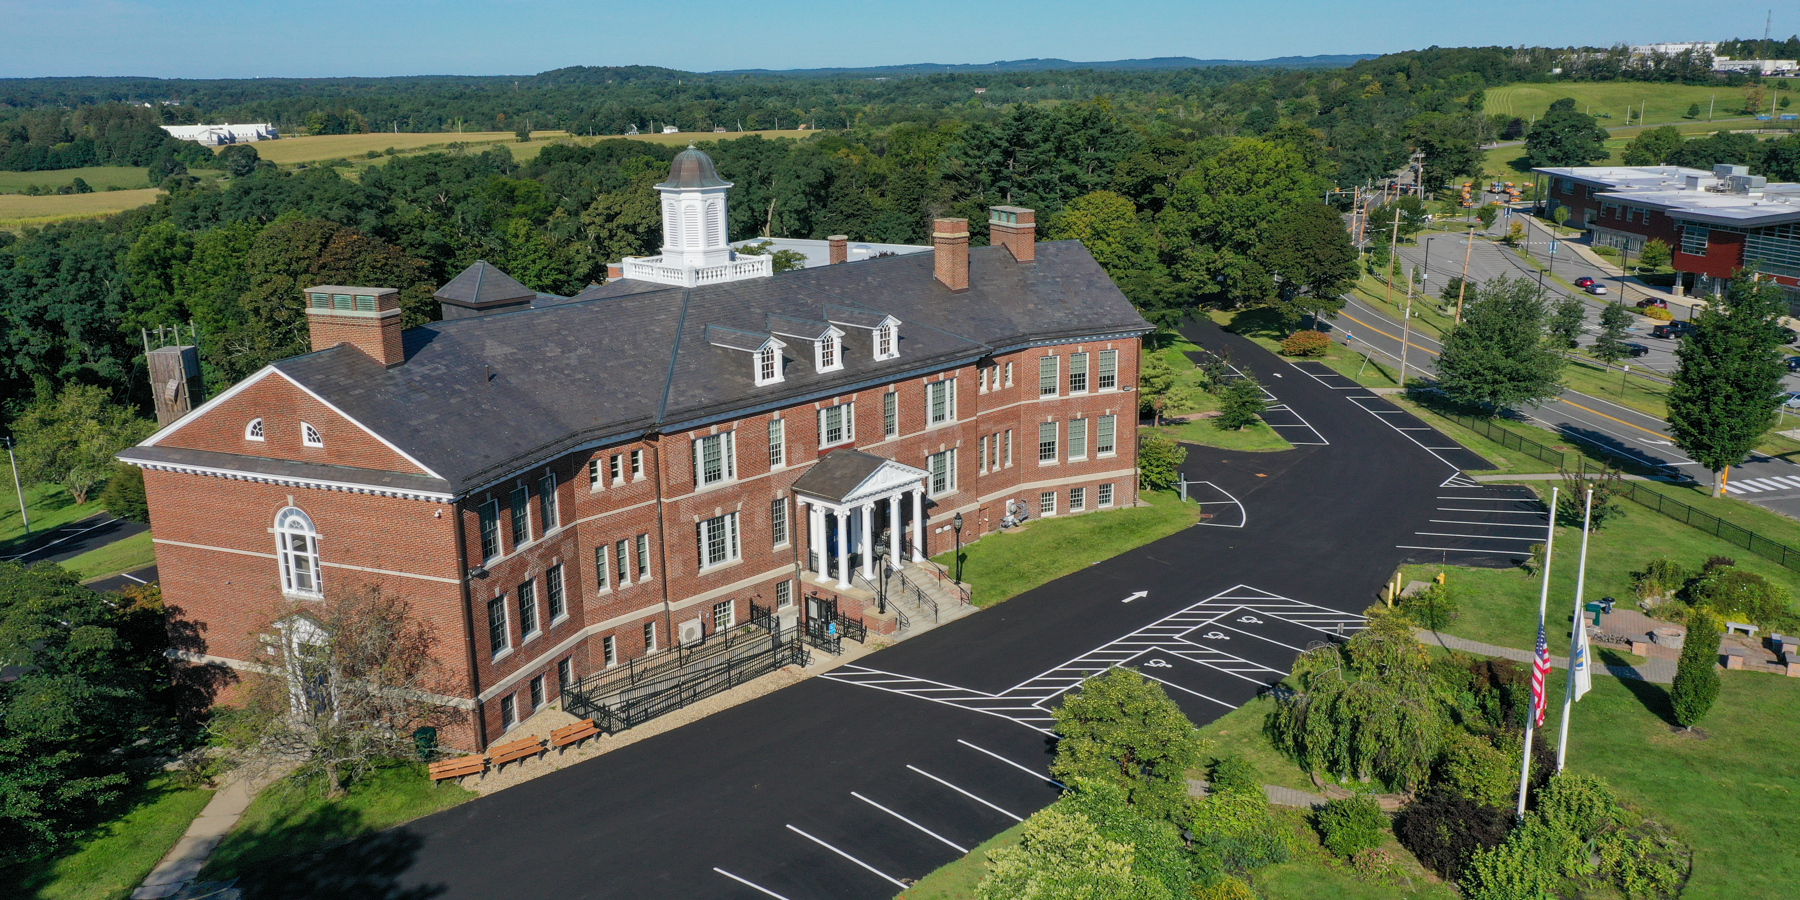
left=427, top=754, right=487, bottom=783
left=551, top=718, right=601, bottom=752
left=489, top=736, right=546, bottom=769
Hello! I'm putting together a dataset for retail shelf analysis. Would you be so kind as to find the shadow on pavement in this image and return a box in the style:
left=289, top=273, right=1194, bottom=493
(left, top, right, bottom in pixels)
left=229, top=806, right=443, bottom=900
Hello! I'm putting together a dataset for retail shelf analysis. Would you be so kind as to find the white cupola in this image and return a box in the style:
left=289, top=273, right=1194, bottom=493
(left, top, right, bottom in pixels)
left=615, top=144, right=772, bottom=286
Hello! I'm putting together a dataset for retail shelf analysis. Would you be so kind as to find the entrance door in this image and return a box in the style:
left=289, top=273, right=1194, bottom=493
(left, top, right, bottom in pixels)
left=806, top=593, right=837, bottom=626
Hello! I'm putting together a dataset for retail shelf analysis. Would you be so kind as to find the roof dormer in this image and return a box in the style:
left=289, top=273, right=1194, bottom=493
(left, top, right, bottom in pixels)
left=824, top=306, right=902, bottom=362
left=706, top=325, right=787, bottom=386
left=767, top=315, right=845, bottom=374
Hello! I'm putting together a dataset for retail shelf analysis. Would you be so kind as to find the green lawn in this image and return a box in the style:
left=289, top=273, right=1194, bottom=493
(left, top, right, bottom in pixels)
left=0, top=777, right=214, bottom=900
left=1156, top=418, right=1293, bottom=452
left=896, top=822, right=1024, bottom=900
left=1391, top=398, right=1564, bottom=476
left=65, top=530, right=156, bottom=582
left=1255, top=807, right=1458, bottom=900
left=1192, top=696, right=1315, bottom=794
left=0, top=166, right=152, bottom=194
left=934, top=490, right=1199, bottom=608
left=1483, top=82, right=1765, bottom=129
left=0, top=482, right=105, bottom=556
left=201, top=762, right=474, bottom=880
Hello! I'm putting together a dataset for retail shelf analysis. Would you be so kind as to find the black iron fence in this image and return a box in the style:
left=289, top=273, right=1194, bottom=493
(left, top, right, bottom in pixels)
left=1439, top=410, right=1571, bottom=469
left=562, top=622, right=808, bottom=735
left=801, top=617, right=841, bottom=655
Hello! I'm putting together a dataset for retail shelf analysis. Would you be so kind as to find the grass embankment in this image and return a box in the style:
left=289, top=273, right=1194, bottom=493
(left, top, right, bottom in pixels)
left=0, top=777, right=214, bottom=900
left=64, top=530, right=156, bottom=582
left=1146, top=331, right=1295, bottom=451
left=0, top=166, right=152, bottom=193
left=0, top=188, right=164, bottom=230
left=933, top=490, right=1199, bottom=608
left=897, top=822, right=1025, bottom=900
left=201, top=762, right=473, bottom=880
left=0, top=482, right=104, bottom=555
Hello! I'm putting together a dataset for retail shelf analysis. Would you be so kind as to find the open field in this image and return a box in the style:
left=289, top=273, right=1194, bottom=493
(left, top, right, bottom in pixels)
left=1484, top=82, right=1769, bottom=127
left=0, top=188, right=163, bottom=229
left=0, top=166, right=151, bottom=194
left=249, top=128, right=819, bottom=167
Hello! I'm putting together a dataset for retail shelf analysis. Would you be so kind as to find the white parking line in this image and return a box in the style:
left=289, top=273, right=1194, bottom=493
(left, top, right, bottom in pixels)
left=1134, top=670, right=1243, bottom=710
left=713, top=867, right=796, bottom=900
left=907, top=766, right=1023, bottom=822
left=1398, top=544, right=1525, bottom=555
left=852, top=792, right=969, bottom=853
left=785, top=824, right=908, bottom=889
left=1436, top=507, right=1546, bottom=514
left=956, top=739, right=1065, bottom=788
left=1429, top=519, right=1549, bottom=528
left=121, top=571, right=149, bottom=584
left=1414, top=531, right=1545, bottom=542
left=0, top=516, right=115, bottom=561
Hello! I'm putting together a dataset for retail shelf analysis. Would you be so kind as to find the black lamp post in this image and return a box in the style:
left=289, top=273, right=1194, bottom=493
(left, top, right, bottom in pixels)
left=951, top=512, right=964, bottom=583
left=873, top=543, right=889, bottom=614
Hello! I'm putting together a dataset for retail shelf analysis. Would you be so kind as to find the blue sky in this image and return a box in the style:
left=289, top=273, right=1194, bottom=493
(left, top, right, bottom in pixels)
left=0, top=0, right=1790, bottom=79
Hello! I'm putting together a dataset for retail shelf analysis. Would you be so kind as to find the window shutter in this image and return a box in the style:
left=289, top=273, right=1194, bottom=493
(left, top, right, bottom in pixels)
left=948, top=380, right=956, bottom=421
left=692, top=438, right=703, bottom=486
left=845, top=403, right=855, bottom=441
left=725, top=431, right=736, bottom=479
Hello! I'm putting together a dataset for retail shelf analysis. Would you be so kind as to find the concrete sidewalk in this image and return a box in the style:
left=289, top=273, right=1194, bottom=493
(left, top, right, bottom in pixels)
left=1414, top=627, right=1677, bottom=683
left=132, top=763, right=294, bottom=900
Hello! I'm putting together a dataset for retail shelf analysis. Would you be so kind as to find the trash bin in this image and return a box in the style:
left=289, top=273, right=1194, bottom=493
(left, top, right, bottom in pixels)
left=413, top=726, right=438, bottom=761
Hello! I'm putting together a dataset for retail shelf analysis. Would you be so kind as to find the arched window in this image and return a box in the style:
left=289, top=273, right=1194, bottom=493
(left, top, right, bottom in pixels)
left=874, top=324, right=896, bottom=360
left=756, top=345, right=780, bottom=385
left=245, top=418, right=265, bottom=441
left=302, top=422, right=323, bottom=448
left=276, top=507, right=322, bottom=597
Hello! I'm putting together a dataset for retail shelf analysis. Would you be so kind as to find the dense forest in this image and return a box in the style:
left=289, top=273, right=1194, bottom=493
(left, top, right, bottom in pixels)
left=2, top=42, right=1797, bottom=436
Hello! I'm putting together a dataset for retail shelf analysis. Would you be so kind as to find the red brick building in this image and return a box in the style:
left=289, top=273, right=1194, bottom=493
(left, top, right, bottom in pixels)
left=121, top=152, right=1150, bottom=749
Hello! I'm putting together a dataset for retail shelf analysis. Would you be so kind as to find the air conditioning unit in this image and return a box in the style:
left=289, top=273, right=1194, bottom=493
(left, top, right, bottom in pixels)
left=678, top=619, right=704, bottom=645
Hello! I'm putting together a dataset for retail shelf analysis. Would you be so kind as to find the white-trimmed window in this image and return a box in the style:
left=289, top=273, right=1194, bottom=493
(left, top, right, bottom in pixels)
left=1004, top=429, right=1013, bottom=467
left=501, top=694, right=518, bottom=731
left=518, top=579, right=539, bottom=640
left=488, top=596, right=510, bottom=657
left=616, top=539, right=630, bottom=584
left=302, top=422, right=324, bottom=448
left=1040, top=490, right=1058, bottom=516
left=756, top=344, right=782, bottom=386
left=712, top=600, right=735, bottom=632
left=979, top=436, right=989, bottom=473
left=1070, top=487, right=1087, bottom=511
left=927, top=379, right=957, bottom=425
left=245, top=418, right=265, bottom=441
left=603, top=635, right=617, bottom=667
left=1098, top=349, right=1119, bottom=390
left=1097, top=415, right=1117, bottom=456
left=644, top=621, right=658, bottom=653
left=479, top=499, right=501, bottom=561
left=693, top=432, right=737, bottom=487
left=1099, top=483, right=1115, bottom=507
left=1069, top=418, right=1088, bottom=461
left=928, top=449, right=957, bottom=497
left=530, top=675, right=545, bottom=710
left=1038, top=356, right=1058, bottom=396
left=510, top=484, right=531, bottom=546
left=635, top=534, right=650, bottom=579
left=538, top=473, right=558, bottom=531
left=874, top=322, right=897, bottom=360
left=815, top=331, right=843, bottom=372
left=699, top=512, right=741, bottom=569
left=768, top=418, right=785, bottom=467
left=610, top=454, right=623, bottom=484
left=275, top=507, right=322, bottom=597
left=883, top=392, right=898, bottom=438
left=558, top=656, right=574, bottom=686
left=547, top=564, right=566, bottom=622
left=1038, top=422, right=1058, bottom=463
left=771, top=497, right=789, bottom=547
left=1005, top=361, right=1014, bottom=387
left=631, top=449, right=644, bottom=479
left=819, top=403, right=855, bottom=448
left=776, top=579, right=793, bottom=608
left=588, top=459, right=603, bottom=490
left=1069, top=352, right=1089, bottom=394
left=594, top=545, right=610, bottom=591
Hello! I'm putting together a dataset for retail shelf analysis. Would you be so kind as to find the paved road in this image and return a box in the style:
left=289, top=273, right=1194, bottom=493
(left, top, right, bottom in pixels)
left=1328, top=291, right=1800, bottom=519
left=87, top=565, right=158, bottom=593
left=233, top=320, right=1511, bottom=900
left=0, top=512, right=147, bottom=565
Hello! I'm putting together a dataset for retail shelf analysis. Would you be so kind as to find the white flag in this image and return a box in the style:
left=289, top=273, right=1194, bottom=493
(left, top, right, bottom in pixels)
left=1571, top=616, right=1593, bottom=701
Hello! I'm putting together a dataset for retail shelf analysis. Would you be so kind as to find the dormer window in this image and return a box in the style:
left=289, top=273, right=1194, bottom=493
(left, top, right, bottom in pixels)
left=874, top=323, right=897, bottom=361
left=245, top=418, right=265, bottom=441
left=756, top=344, right=782, bottom=386
left=816, top=333, right=842, bottom=372
left=302, top=422, right=324, bottom=448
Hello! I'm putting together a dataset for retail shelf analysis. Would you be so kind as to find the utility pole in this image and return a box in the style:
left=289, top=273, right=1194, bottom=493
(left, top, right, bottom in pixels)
left=4, top=435, right=27, bottom=537
left=1382, top=205, right=1402, bottom=314
left=1400, top=268, right=1415, bottom=387
left=1456, top=224, right=1476, bottom=324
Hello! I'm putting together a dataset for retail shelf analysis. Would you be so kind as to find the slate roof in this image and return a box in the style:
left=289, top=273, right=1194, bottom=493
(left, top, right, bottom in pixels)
left=435, top=261, right=537, bottom=307
left=150, top=241, right=1147, bottom=497
left=790, top=449, right=890, bottom=503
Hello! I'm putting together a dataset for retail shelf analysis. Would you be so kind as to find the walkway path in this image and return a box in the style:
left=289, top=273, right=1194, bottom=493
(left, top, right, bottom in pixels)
left=1414, top=627, right=1677, bottom=683
left=132, top=762, right=294, bottom=900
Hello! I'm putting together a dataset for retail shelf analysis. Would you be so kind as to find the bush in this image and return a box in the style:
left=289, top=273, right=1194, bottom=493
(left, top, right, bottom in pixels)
left=1313, top=795, right=1387, bottom=858
left=1215, top=377, right=1268, bottom=431
left=1279, top=329, right=1331, bottom=358
left=1597, top=828, right=1690, bottom=899
left=1437, top=732, right=1514, bottom=808
left=1208, top=755, right=1259, bottom=795
left=1643, top=306, right=1674, bottom=321
left=1631, top=556, right=1687, bottom=605
left=1461, top=821, right=1562, bottom=900
left=1535, top=772, right=1619, bottom=841
left=1394, top=789, right=1514, bottom=881
left=1670, top=611, right=1721, bottom=729
left=1593, top=245, right=1621, bottom=258
left=1684, top=565, right=1795, bottom=628
left=1191, top=876, right=1257, bottom=900
left=1399, top=581, right=1457, bottom=630
left=1138, top=432, right=1186, bottom=491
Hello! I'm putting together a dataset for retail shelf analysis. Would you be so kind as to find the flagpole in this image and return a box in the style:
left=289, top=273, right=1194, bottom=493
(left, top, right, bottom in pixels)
left=1516, top=486, right=1557, bottom=820
left=1556, top=488, right=1594, bottom=771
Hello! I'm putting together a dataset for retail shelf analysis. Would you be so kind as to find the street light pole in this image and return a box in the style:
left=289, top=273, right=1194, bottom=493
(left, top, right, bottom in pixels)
left=4, top=435, right=27, bottom=537
left=951, top=512, right=964, bottom=584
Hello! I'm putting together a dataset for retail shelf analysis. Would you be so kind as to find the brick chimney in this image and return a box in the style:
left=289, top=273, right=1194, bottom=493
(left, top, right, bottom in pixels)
left=828, top=235, right=848, bottom=265
left=932, top=218, right=969, bottom=292
left=990, top=206, right=1036, bottom=263
left=304, top=285, right=405, bottom=368
left=607, top=262, right=624, bottom=281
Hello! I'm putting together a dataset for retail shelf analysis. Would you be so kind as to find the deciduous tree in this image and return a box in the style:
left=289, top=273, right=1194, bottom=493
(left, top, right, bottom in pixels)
left=1549, top=295, right=1586, bottom=349
left=1591, top=302, right=1633, bottom=366
left=1258, top=201, right=1357, bottom=328
left=1668, top=275, right=1787, bottom=496
left=1434, top=277, right=1566, bottom=412
left=13, top=383, right=155, bottom=504
left=1526, top=99, right=1610, bottom=167
left=1051, top=668, right=1210, bottom=821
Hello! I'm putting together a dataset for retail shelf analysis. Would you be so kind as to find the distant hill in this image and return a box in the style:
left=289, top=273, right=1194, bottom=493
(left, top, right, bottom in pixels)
left=713, top=55, right=1376, bottom=76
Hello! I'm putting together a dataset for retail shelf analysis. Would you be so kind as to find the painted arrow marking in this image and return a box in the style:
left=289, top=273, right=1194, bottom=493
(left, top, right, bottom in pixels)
left=1122, top=591, right=1148, bottom=603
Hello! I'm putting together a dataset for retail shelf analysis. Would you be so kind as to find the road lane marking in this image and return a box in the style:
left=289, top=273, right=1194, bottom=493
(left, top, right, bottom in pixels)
left=852, top=792, right=969, bottom=853
left=713, top=868, right=796, bottom=900
left=785, top=825, right=908, bottom=888
left=907, top=766, right=1023, bottom=822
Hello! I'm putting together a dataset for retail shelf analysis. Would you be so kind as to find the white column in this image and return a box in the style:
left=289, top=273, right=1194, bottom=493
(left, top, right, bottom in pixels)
left=807, top=502, right=823, bottom=574
left=888, top=493, right=902, bottom=571
left=835, top=508, right=852, bottom=589
left=860, top=502, right=875, bottom=579
left=911, top=490, right=926, bottom=562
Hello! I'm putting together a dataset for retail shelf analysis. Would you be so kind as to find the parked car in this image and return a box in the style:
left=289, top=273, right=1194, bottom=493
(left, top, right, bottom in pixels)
left=1585, top=283, right=1609, bottom=295
left=1787, top=356, right=1800, bottom=373
left=1652, top=322, right=1695, bottom=339
left=1574, top=277, right=1596, bottom=288
left=1622, top=342, right=1650, bottom=357
left=1784, top=390, right=1800, bottom=410
left=1636, top=298, right=1668, bottom=310
left=1785, top=327, right=1798, bottom=345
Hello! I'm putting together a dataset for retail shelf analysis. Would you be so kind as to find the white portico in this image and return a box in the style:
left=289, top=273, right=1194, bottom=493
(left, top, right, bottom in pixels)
left=791, top=449, right=930, bottom=589
left=617, top=143, right=773, bottom=287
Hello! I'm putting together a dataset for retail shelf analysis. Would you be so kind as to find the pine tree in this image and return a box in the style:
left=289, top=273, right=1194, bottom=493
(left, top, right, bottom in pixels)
left=1216, top=376, right=1268, bottom=430
left=1670, top=611, right=1722, bottom=730
left=1668, top=276, right=1788, bottom=496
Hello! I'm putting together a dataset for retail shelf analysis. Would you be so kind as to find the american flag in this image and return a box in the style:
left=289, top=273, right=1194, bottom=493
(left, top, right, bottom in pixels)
left=1530, top=619, right=1552, bottom=727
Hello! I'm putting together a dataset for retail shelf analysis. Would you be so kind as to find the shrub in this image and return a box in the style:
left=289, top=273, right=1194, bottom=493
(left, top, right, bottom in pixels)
left=1207, top=754, right=1259, bottom=796
left=1399, top=581, right=1458, bottom=630
left=1394, top=789, right=1514, bottom=881
left=1597, top=827, right=1690, bottom=899
left=1461, top=821, right=1562, bottom=900
left=1631, top=556, right=1686, bottom=605
left=1643, top=306, right=1674, bottom=321
left=1137, top=433, right=1187, bottom=491
left=1279, top=329, right=1331, bottom=358
left=1313, top=795, right=1387, bottom=858
left=1684, top=565, right=1795, bottom=627
left=1670, top=611, right=1721, bottom=729
left=1593, top=245, right=1621, bottom=258
left=1190, top=876, right=1257, bottom=900
left=1350, top=847, right=1407, bottom=885
left=1437, top=732, right=1514, bottom=808
left=1535, top=772, right=1619, bottom=841
left=1215, top=377, right=1268, bottom=430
